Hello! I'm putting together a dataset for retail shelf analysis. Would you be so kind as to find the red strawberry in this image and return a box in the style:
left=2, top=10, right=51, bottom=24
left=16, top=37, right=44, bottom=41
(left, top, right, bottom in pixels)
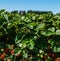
left=0, top=54, right=5, bottom=59
left=10, top=50, right=14, bottom=55
left=56, top=58, right=60, bottom=61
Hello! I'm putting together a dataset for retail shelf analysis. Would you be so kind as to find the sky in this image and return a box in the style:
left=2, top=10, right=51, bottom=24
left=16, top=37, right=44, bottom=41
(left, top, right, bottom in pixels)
left=0, top=0, right=60, bottom=14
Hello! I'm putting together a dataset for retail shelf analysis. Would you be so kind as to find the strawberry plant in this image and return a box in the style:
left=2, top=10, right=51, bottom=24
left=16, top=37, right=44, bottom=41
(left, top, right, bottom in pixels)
left=0, top=9, right=60, bottom=61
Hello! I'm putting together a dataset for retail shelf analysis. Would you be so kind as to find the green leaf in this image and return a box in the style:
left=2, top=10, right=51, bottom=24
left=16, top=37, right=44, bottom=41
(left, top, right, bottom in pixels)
left=15, top=34, right=24, bottom=44
left=56, top=30, right=60, bottom=35
left=46, top=30, right=54, bottom=36
left=15, top=48, right=21, bottom=56
left=32, top=16, right=36, bottom=20
left=36, top=23, right=45, bottom=30
left=4, top=14, right=9, bottom=23
left=21, top=40, right=29, bottom=49
left=57, top=47, right=60, bottom=52
left=53, top=46, right=57, bottom=52
left=27, top=39, right=34, bottom=50
left=53, top=46, right=60, bottom=52
left=48, top=27, right=55, bottom=32
left=48, top=39, right=54, bottom=47
left=21, top=16, right=25, bottom=20
left=41, top=30, right=54, bottom=36
left=27, top=25, right=33, bottom=29
left=23, top=50, right=28, bottom=58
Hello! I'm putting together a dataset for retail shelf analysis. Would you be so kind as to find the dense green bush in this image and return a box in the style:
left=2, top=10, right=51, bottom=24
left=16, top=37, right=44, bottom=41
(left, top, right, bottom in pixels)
left=0, top=9, right=60, bottom=61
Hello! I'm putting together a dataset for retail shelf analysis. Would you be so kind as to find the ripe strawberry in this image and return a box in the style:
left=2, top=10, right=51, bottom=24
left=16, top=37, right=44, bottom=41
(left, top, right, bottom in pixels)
left=56, top=58, right=60, bottom=61
left=0, top=54, right=5, bottom=59
left=10, top=50, right=14, bottom=55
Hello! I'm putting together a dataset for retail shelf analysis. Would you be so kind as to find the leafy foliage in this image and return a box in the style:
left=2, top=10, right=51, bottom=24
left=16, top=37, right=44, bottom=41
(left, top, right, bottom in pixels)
left=0, top=9, right=60, bottom=61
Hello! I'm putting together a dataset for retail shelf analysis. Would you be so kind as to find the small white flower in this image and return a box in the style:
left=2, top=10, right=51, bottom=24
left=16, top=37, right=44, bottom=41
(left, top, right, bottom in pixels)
left=39, top=50, right=44, bottom=53
left=1, top=49, right=4, bottom=51
left=18, top=43, right=22, bottom=47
